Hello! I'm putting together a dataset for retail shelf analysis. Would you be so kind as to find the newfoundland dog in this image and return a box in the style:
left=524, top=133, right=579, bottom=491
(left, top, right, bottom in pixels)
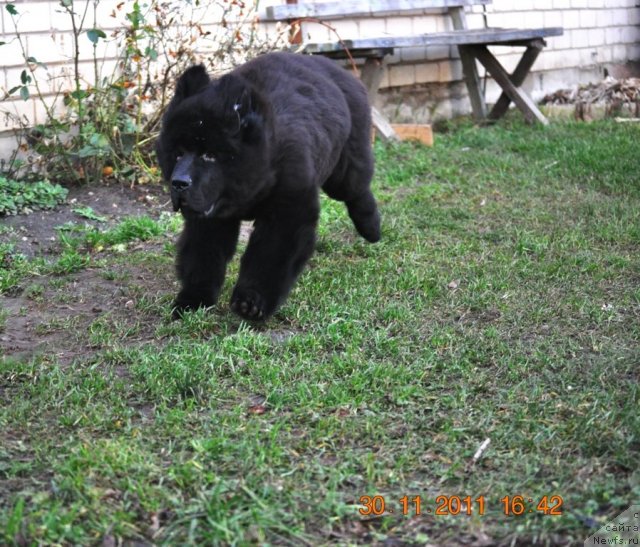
left=156, top=52, right=381, bottom=320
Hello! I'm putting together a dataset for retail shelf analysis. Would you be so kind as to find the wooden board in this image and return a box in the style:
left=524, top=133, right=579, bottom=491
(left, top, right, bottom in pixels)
left=265, top=0, right=491, bottom=21
left=372, top=107, right=399, bottom=141
left=391, top=124, right=434, bottom=146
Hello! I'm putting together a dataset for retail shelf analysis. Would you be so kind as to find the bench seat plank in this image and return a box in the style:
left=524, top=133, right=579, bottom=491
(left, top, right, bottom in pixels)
left=265, top=0, right=491, bottom=21
left=302, top=27, right=564, bottom=53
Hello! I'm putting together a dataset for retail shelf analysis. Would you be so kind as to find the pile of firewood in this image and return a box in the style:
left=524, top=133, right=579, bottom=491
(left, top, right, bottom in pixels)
left=541, top=77, right=640, bottom=120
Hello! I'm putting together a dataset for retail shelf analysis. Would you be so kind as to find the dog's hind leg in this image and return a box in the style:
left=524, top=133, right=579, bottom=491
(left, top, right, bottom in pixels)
left=323, top=152, right=381, bottom=243
left=345, top=187, right=381, bottom=243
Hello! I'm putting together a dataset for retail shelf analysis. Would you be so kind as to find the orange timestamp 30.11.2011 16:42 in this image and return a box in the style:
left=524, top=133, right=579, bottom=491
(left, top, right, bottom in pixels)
left=358, top=494, right=564, bottom=517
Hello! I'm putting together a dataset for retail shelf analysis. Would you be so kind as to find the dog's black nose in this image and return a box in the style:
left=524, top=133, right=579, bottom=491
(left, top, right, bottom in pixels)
left=171, top=175, right=191, bottom=192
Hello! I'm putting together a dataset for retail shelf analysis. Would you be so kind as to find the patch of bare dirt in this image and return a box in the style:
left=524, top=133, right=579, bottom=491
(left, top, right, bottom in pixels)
left=0, top=182, right=169, bottom=258
left=0, top=182, right=174, bottom=364
left=0, top=263, right=171, bottom=365
left=0, top=182, right=276, bottom=365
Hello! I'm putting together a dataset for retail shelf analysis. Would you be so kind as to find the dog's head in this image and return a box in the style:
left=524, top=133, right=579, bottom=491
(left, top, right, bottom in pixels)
left=156, top=65, right=272, bottom=219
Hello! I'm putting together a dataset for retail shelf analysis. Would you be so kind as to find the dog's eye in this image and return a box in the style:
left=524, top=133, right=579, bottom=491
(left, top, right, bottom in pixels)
left=201, top=153, right=216, bottom=163
left=218, top=151, right=236, bottom=162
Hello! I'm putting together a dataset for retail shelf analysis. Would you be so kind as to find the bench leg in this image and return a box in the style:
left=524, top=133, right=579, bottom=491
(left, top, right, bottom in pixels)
left=449, top=7, right=488, bottom=121
left=489, top=39, right=545, bottom=121
left=360, top=57, right=399, bottom=141
left=469, top=44, right=549, bottom=125
left=360, top=57, right=386, bottom=101
left=372, top=106, right=399, bottom=141
left=457, top=46, right=488, bottom=121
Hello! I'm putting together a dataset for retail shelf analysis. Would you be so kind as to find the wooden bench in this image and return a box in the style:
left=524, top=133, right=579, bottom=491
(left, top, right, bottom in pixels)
left=264, top=0, right=563, bottom=129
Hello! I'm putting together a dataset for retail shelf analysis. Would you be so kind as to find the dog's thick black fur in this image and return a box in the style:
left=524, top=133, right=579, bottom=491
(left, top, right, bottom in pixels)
left=156, top=52, right=381, bottom=320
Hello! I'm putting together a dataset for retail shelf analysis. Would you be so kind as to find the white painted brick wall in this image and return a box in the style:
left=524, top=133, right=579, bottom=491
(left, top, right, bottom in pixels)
left=414, top=62, right=440, bottom=83
left=385, top=16, right=416, bottom=36
left=572, top=0, right=590, bottom=8
left=612, top=8, right=630, bottom=25
left=606, top=27, right=623, bottom=45
left=327, top=20, right=359, bottom=41
left=520, top=10, right=545, bottom=28
left=410, top=15, right=440, bottom=34
left=571, top=29, right=591, bottom=48
left=554, top=0, right=572, bottom=9
left=536, top=0, right=555, bottom=10
left=358, top=18, right=386, bottom=38
left=439, top=59, right=463, bottom=81
left=589, top=28, right=606, bottom=47
left=389, top=63, right=416, bottom=86
left=562, top=10, right=580, bottom=28
left=579, top=9, right=598, bottom=27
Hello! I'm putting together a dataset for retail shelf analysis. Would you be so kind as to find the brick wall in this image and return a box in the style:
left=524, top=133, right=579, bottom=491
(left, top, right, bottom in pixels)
left=1, top=0, right=639, bottom=159
left=1, top=0, right=125, bottom=136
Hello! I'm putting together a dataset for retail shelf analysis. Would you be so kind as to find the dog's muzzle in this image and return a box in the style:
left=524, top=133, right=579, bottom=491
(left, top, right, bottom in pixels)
left=170, top=154, right=194, bottom=211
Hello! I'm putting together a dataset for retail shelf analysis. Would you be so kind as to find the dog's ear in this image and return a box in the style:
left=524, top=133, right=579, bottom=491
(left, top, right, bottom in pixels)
left=234, top=88, right=265, bottom=144
left=219, top=74, right=266, bottom=144
left=174, top=65, right=210, bottom=102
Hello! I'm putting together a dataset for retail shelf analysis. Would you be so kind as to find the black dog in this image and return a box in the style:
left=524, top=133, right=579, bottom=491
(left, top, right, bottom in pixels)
left=156, top=52, right=381, bottom=320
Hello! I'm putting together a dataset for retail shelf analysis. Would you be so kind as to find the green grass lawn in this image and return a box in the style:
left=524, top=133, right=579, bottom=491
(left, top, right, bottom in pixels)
left=1, top=119, right=639, bottom=545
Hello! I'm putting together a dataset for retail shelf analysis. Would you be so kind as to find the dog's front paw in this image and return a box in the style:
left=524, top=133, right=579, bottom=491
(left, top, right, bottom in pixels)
left=171, top=291, right=214, bottom=320
left=230, top=288, right=270, bottom=321
left=171, top=299, right=203, bottom=320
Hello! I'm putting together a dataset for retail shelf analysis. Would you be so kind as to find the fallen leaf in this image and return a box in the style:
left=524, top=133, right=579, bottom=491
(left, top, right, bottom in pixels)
left=248, top=404, right=267, bottom=415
